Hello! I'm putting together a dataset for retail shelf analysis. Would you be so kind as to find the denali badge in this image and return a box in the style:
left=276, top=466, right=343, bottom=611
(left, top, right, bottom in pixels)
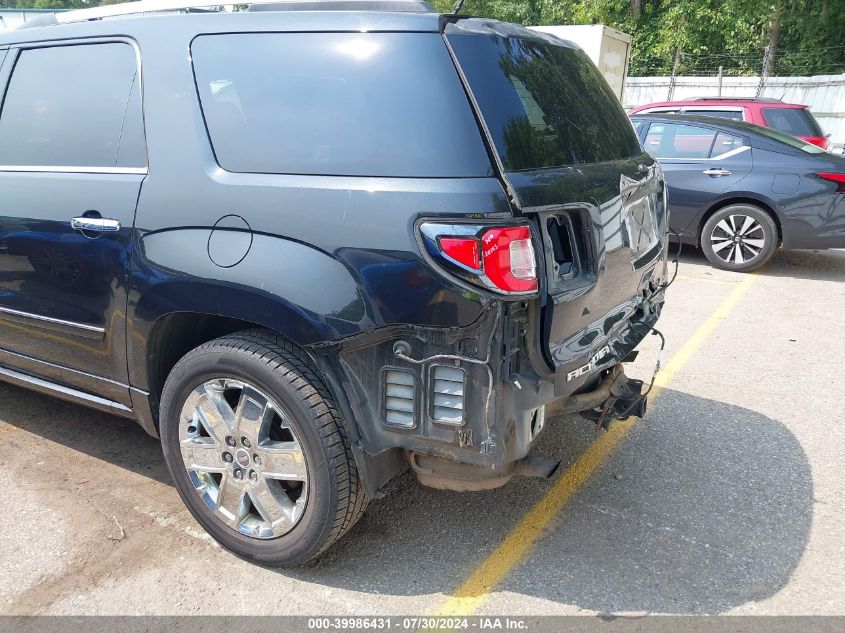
left=567, top=345, right=611, bottom=382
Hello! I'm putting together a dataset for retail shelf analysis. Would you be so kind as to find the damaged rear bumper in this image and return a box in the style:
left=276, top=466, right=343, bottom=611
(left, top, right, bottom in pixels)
left=407, top=362, right=646, bottom=491
left=310, top=283, right=662, bottom=495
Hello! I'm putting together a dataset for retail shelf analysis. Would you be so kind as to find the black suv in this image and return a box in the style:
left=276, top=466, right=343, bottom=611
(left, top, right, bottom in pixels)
left=0, top=0, right=668, bottom=564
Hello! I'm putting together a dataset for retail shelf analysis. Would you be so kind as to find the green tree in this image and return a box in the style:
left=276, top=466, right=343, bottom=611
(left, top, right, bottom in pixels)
left=5, top=0, right=843, bottom=75
left=433, top=0, right=845, bottom=76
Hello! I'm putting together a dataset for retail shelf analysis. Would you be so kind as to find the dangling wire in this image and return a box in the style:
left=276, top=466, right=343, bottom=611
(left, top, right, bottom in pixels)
left=661, top=228, right=683, bottom=291
left=611, top=327, right=666, bottom=423
left=605, top=227, right=677, bottom=424
left=393, top=305, right=501, bottom=453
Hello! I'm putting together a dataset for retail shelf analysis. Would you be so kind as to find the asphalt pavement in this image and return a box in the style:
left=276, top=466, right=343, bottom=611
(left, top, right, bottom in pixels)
left=0, top=247, right=843, bottom=616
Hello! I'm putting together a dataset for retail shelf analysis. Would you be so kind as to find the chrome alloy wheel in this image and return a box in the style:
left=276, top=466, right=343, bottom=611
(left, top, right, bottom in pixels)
left=179, top=378, right=308, bottom=539
left=709, top=214, right=766, bottom=265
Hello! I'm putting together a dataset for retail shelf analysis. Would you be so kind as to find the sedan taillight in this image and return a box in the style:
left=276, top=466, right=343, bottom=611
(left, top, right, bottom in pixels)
left=418, top=222, right=539, bottom=296
left=803, top=136, right=831, bottom=150
left=817, top=172, right=845, bottom=193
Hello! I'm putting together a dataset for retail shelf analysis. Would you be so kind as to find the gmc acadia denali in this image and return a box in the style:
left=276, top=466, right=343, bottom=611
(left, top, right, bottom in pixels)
left=0, top=0, right=668, bottom=564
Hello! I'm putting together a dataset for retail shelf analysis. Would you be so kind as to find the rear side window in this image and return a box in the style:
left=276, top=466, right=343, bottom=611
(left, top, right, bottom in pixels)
left=445, top=31, right=642, bottom=170
left=0, top=43, right=144, bottom=168
left=711, top=131, right=744, bottom=156
left=191, top=33, right=491, bottom=178
left=762, top=107, right=823, bottom=137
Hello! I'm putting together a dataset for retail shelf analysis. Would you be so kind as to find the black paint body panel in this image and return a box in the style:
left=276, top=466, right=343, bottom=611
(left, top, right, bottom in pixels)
left=0, top=12, right=668, bottom=480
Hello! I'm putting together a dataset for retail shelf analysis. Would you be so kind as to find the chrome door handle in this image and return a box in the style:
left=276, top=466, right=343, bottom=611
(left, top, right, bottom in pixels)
left=70, top=216, right=121, bottom=232
left=702, top=168, right=732, bottom=176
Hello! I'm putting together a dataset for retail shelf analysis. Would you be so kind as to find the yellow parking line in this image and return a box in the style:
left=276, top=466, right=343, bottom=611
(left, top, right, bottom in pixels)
left=435, top=272, right=760, bottom=617
left=653, top=272, right=758, bottom=394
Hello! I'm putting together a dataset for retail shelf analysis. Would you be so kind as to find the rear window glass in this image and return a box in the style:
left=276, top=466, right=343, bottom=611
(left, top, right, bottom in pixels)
left=445, top=31, right=642, bottom=170
left=762, top=107, right=823, bottom=137
left=191, top=33, right=492, bottom=177
left=752, top=123, right=827, bottom=154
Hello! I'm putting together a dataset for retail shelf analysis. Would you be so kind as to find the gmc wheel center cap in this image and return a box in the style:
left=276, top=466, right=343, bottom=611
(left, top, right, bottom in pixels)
left=235, top=449, right=251, bottom=468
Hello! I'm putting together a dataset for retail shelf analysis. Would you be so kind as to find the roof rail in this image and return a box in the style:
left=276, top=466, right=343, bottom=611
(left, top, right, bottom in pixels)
left=682, top=96, right=783, bottom=103
left=15, top=0, right=432, bottom=29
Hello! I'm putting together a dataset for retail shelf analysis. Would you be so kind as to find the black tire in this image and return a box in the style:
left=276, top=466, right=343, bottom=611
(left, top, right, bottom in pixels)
left=159, top=329, right=367, bottom=566
left=701, top=204, right=778, bottom=272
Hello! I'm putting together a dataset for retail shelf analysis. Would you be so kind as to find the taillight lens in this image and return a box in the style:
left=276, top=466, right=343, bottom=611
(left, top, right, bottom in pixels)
left=481, top=227, right=538, bottom=292
left=817, top=172, right=845, bottom=192
left=439, top=237, right=481, bottom=271
left=419, top=222, right=539, bottom=296
left=804, top=136, right=830, bottom=150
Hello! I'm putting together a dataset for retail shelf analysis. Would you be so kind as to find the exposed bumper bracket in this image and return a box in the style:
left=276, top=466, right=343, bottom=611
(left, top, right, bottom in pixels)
left=546, top=363, right=647, bottom=430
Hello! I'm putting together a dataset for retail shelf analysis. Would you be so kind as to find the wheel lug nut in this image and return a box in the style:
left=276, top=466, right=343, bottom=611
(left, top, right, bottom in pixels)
left=222, top=452, right=233, bottom=463
left=233, top=468, right=244, bottom=480
left=225, top=436, right=236, bottom=447
left=241, top=437, right=251, bottom=448
left=253, top=454, right=261, bottom=466
left=248, top=470, right=258, bottom=483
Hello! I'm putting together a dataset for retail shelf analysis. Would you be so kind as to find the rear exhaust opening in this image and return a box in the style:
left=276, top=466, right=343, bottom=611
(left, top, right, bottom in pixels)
left=514, top=455, right=561, bottom=479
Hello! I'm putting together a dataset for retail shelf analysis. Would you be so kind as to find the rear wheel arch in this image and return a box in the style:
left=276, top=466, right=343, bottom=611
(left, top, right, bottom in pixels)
left=158, top=329, right=369, bottom=564
left=128, top=279, right=354, bottom=395
left=143, top=312, right=264, bottom=425
left=138, top=314, right=385, bottom=491
left=137, top=313, right=343, bottom=433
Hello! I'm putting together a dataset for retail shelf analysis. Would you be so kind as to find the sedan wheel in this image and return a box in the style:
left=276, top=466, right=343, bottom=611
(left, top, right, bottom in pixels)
left=701, top=205, right=777, bottom=272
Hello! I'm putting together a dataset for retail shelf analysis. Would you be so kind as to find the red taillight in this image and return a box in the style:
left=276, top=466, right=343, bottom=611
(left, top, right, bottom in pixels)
left=419, top=222, right=539, bottom=296
left=803, top=136, right=830, bottom=150
left=481, top=226, right=538, bottom=293
left=818, top=172, right=845, bottom=192
left=439, top=237, right=481, bottom=271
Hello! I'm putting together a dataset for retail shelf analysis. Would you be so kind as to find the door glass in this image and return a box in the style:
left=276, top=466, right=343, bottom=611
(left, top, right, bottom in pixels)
left=643, top=123, right=664, bottom=152
left=0, top=43, right=144, bottom=168
left=644, top=123, right=717, bottom=159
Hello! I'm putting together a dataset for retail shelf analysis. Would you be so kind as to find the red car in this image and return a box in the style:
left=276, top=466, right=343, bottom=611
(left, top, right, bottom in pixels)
left=629, top=97, right=830, bottom=150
